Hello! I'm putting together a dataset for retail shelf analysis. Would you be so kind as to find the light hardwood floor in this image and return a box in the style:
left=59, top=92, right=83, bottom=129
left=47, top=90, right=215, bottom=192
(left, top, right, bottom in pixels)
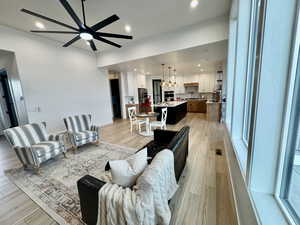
left=0, top=113, right=238, bottom=225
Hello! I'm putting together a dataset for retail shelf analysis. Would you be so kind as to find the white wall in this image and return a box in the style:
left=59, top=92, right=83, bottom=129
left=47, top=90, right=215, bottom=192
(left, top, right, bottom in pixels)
left=0, top=25, right=113, bottom=132
left=97, top=16, right=229, bottom=67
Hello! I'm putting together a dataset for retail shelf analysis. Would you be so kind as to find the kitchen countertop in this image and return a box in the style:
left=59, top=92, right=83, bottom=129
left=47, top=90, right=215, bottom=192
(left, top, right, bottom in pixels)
left=152, top=101, right=187, bottom=107
left=185, top=98, right=207, bottom=101
left=206, top=101, right=221, bottom=104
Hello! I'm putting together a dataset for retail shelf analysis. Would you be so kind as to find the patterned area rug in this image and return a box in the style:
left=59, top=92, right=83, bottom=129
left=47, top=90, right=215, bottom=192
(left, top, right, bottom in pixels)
left=5, top=142, right=136, bottom=225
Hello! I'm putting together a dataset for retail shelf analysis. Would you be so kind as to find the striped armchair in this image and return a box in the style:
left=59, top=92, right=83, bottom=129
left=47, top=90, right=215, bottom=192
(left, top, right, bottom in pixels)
left=4, top=122, right=66, bottom=173
left=63, top=114, right=100, bottom=151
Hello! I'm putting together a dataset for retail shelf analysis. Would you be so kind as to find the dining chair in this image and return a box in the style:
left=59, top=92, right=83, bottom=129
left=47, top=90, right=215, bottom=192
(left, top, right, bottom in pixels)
left=150, top=107, right=168, bottom=130
left=128, top=106, right=147, bottom=133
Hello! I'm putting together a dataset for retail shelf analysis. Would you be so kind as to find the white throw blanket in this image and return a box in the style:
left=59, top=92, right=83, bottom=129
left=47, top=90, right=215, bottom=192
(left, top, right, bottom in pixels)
left=97, top=149, right=178, bottom=225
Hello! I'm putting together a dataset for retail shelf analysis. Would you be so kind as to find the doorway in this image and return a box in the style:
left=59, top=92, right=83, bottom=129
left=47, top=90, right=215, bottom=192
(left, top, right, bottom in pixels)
left=109, top=79, right=122, bottom=119
left=152, top=79, right=162, bottom=104
left=0, top=69, right=18, bottom=128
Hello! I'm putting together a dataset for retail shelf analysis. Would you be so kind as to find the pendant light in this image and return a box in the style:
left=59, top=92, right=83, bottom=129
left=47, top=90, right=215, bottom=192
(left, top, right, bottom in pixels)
left=168, top=66, right=172, bottom=87
left=173, top=68, right=177, bottom=87
left=160, top=64, right=166, bottom=87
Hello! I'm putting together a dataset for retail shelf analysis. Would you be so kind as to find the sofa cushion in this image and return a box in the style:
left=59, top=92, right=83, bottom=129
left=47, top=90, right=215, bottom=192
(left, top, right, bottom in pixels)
left=74, top=131, right=97, bottom=141
left=109, top=148, right=148, bottom=187
left=32, top=141, right=64, bottom=157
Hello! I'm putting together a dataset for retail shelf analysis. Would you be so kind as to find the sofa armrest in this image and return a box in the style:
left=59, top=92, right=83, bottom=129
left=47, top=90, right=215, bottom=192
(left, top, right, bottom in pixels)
left=48, top=133, right=65, bottom=145
left=77, top=175, right=106, bottom=225
left=154, top=129, right=178, bottom=144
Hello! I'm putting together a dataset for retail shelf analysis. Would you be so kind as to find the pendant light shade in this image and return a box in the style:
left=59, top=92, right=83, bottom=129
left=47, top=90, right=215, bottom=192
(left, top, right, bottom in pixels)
left=160, top=64, right=166, bottom=87
left=173, top=69, right=177, bottom=87
left=168, top=66, right=172, bottom=87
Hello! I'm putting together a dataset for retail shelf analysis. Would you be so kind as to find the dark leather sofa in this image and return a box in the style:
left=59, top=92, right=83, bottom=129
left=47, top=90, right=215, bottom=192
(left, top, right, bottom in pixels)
left=77, top=126, right=190, bottom=225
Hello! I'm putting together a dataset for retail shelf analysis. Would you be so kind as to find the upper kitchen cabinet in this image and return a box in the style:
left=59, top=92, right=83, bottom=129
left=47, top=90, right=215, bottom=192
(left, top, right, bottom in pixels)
left=183, top=74, right=199, bottom=84
left=126, top=72, right=137, bottom=97
left=198, top=74, right=207, bottom=92
left=207, top=74, right=217, bottom=92
left=175, top=74, right=185, bottom=93
left=198, top=74, right=217, bottom=92
left=137, top=74, right=146, bottom=88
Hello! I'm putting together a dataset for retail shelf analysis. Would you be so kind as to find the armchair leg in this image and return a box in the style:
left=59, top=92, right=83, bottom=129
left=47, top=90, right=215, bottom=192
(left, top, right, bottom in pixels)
left=34, top=166, right=41, bottom=175
left=72, top=146, right=78, bottom=154
left=94, top=140, right=100, bottom=146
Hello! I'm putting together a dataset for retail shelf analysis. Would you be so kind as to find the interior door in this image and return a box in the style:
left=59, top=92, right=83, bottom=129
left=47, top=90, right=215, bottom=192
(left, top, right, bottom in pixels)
left=109, top=79, right=122, bottom=119
left=0, top=70, right=18, bottom=131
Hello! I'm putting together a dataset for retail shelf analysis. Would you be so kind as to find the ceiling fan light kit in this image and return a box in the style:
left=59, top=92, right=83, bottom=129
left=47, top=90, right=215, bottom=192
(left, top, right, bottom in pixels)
left=21, top=0, right=133, bottom=51
left=79, top=32, right=93, bottom=40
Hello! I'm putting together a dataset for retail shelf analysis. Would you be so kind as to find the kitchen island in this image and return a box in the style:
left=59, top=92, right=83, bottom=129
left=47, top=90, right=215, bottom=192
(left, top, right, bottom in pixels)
left=153, top=101, right=187, bottom=124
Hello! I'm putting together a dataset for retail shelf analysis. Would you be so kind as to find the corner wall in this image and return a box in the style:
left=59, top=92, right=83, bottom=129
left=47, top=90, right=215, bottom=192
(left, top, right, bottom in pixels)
left=0, top=25, right=113, bottom=132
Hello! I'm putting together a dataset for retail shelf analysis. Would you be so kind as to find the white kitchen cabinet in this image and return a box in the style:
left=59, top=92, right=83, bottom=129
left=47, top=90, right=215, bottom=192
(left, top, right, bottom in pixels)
left=183, top=74, right=198, bottom=83
left=198, top=74, right=217, bottom=92
left=136, top=74, right=146, bottom=88
left=175, top=74, right=184, bottom=93
left=197, top=74, right=204, bottom=92
left=208, top=74, right=217, bottom=92
left=126, top=72, right=137, bottom=97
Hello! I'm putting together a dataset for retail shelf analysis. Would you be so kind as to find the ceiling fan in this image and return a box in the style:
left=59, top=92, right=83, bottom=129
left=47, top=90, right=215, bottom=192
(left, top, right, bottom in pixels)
left=21, top=0, right=133, bottom=51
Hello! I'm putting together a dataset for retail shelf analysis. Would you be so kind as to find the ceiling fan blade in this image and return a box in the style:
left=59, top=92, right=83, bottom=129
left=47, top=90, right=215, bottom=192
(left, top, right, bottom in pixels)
left=21, top=8, right=78, bottom=31
left=59, top=0, right=83, bottom=28
left=90, top=40, right=97, bottom=51
left=31, top=30, right=79, bottom=34
left=96, top=32, right=133, bottom=39
left=81, top=0, right=87, bottom=25
left=63, top=35, right=81, bottom=47
left=94, top=35, right=121, bottom=48
left=91, top=15, right=120, bottom=31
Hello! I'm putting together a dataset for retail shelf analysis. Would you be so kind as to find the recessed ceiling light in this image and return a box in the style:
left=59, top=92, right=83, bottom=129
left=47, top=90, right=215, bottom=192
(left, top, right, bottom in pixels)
left=190, top=0, right=199, bottom=8
left=134, top=68, right=137, bottom=71
left=80, top=32, right=93, bottom=40
left=146, top=72, right=150, bottom=75
left=197, top=64, right=201, bottom=67
left=125, top=25, right=131, bottom=33
left=35, top=21, right=45, bottom=29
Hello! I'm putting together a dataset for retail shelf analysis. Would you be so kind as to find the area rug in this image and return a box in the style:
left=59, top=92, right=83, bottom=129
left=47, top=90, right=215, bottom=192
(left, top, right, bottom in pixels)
left=5, top=142, right=137, bottom=225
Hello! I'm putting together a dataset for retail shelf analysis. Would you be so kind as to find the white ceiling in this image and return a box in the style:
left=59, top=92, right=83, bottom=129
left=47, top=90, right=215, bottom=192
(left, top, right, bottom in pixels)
left=0, top=0, right=231, bottom=51
left=106, top=40, right=228, bottom=75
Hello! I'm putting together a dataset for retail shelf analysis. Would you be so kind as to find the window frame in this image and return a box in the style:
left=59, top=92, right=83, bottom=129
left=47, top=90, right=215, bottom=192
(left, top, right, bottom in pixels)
left=275, top=3, right=300, bottom=224
left=242, top=0, right=259, bottom=146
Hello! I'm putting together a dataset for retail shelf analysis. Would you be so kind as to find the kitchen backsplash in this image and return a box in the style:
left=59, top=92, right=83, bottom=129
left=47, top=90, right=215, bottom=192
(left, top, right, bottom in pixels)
left=176, top=92, right=214, bottom=100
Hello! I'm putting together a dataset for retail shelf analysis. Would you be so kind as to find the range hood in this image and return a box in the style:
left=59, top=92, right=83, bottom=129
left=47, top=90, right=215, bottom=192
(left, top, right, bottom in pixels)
left=184, top=82, right=199, bottom=87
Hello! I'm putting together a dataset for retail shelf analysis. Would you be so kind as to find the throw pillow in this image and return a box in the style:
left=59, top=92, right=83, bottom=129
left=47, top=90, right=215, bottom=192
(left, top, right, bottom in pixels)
left=109, top=148, right=148, bottom=187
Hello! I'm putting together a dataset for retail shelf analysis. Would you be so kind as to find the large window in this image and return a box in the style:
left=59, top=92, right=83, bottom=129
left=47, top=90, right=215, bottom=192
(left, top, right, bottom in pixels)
left=279, top=43, right=300, bottom=223
left=242, top=0, right=266, bottom=145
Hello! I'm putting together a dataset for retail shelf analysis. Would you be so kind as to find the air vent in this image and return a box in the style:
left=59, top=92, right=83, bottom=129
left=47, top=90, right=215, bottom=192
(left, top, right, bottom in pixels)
left=216, top=149, right=222, bottom=156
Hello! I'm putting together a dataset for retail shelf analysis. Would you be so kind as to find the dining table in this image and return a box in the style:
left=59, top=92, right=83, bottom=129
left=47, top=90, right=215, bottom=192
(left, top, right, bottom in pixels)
left=136, top=112, right=159, bottom=136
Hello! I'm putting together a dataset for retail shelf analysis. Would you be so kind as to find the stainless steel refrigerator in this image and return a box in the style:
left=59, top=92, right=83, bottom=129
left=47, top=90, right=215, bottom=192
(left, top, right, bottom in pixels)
left=138, top=88, right=148, bottom=112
